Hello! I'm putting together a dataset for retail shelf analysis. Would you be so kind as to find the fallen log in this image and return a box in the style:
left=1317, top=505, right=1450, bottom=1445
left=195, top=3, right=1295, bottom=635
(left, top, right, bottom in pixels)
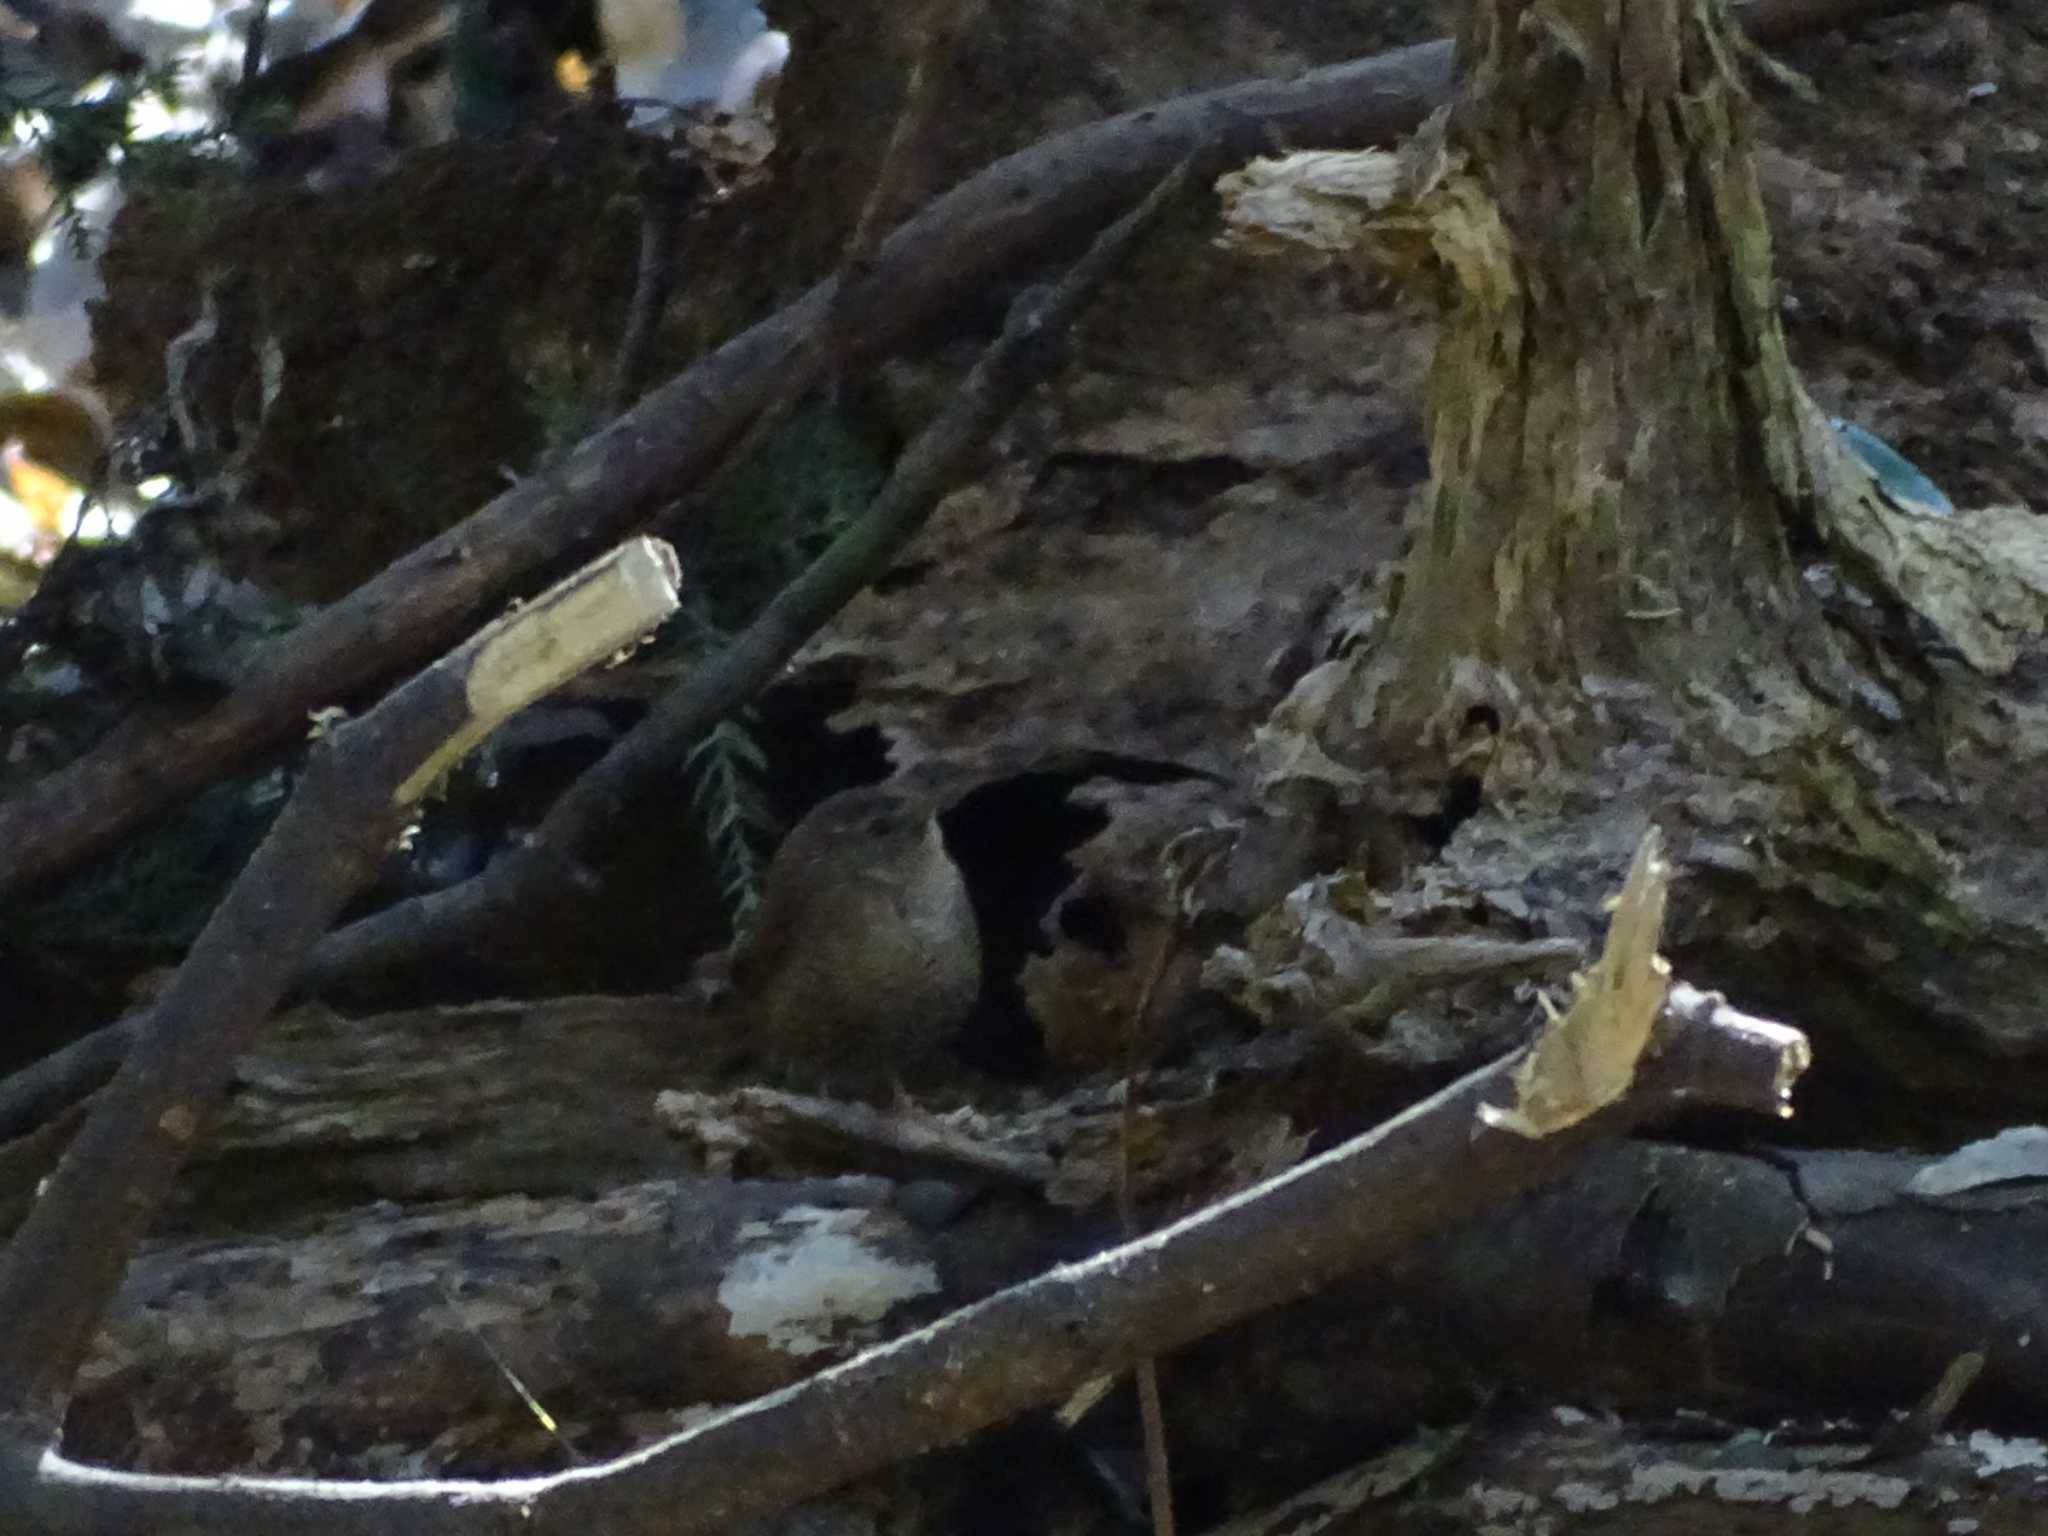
left=0, top=976, right=1811, bottom=1534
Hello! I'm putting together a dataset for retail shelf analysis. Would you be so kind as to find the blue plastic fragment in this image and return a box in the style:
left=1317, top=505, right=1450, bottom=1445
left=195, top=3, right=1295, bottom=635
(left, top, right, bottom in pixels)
left=1828, top=417, right=1955, bottom=516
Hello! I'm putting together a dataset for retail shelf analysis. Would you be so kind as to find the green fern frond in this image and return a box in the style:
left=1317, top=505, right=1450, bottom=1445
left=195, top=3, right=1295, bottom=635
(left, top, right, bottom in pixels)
left=685, top=713, right=776, bottom=922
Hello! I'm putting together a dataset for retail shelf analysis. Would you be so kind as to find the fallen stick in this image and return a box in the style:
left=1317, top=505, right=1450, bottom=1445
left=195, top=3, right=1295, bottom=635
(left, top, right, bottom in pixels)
left=704, top=1087, right=1060, bottom=1189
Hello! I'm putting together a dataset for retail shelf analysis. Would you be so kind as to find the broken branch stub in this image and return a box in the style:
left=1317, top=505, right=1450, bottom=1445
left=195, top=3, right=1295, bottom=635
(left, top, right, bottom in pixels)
left=1483, top=828, right=1672, bottom=1138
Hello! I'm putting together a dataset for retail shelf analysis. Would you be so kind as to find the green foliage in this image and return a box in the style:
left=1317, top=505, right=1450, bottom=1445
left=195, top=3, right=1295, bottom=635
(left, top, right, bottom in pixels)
left=9, top=59, right=191, bottom=203
left=99, top=135, right=237, bottom=267
left=694, top=401, right=888, bottom=629
left=685, top=711, right=775, bottom=923
left=661, top=404, right=888, bottom=918
left=523, top=341, right=603, bottom=459
left=450, top=0, right=551, bottom=141
left=38, top=94, right=128, bottom=190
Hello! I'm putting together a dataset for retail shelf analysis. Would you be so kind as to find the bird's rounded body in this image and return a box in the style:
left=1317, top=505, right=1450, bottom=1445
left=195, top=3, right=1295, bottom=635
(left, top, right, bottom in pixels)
left=728, top=787, right=981, bottom=1092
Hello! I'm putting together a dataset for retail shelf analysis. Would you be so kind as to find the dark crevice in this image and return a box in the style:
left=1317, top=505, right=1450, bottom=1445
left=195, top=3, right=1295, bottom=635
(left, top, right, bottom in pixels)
left=1031, top=453, right=1259, bottom=537
left=752, top=667, right=894, bottom=823
left=939, top=758, right=1215, bottom=1081
left=1412, top=705, right=1497, bottom=853
left=1056, top=891, right=1125, bottom=959
left=1633, top=114, right=1666, bottom=243
left=940, top=773, right=1113, bottom=1079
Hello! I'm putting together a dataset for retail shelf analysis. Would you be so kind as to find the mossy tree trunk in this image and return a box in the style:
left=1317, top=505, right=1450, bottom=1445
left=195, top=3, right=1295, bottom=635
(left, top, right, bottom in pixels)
left=1366, top=0, right=1839, bottom=741
left=1237, top=0, right=2048, bottom=1128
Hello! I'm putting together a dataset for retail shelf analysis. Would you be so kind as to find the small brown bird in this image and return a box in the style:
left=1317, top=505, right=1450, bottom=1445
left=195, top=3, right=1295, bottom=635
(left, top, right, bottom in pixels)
left=726, top=785, right=981, bottom=1095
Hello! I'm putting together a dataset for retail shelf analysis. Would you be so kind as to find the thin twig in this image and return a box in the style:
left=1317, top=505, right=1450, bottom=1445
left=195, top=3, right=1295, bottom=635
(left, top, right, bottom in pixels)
left=435, top=1277, right=588, bottom=1468
left=237, top=0, right=273, bottom=107
left=1118, top=915, right=1182, bottom=1536
left=1854, top=1349, right=1987, bottom=1466
left=824, top=0, right=961, bottom=380
left=601, top=158, right=683, bottom=417
left=655, top=0, right=963, bottom=531
left=726, top=1088, right=1057, bottom=1188
left=0, top=541, right=679, bottom=1445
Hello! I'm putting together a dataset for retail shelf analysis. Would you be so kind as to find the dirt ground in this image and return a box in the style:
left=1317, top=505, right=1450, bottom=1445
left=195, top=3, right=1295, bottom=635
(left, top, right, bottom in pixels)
left=1770, top=6, right=2048, bottom=513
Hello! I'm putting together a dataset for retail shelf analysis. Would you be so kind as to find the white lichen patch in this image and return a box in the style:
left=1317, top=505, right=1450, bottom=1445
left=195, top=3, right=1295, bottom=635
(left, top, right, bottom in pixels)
left=1553, top=1480, right=1619, bottom=1512
left=1965, top=1430, right=2048, bottom=1475
left=719, top=1206, right=939, bottom=1356
left=1625, top=1462, right=1912, bottom=1511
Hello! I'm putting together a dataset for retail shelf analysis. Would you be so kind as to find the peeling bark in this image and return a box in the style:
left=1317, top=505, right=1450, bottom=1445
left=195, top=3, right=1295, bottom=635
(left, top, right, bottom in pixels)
left=1386, top=1413, right=2048, bottom=1534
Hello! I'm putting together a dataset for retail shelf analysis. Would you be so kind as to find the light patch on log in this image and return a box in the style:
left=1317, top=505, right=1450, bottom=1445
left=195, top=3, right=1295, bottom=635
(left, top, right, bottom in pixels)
left=1615, top=1461, right=1911, bottom=1512
left=720, top=1206, right=939, bottom=1356
left=1965, top=1432, right=2048, bottom=1475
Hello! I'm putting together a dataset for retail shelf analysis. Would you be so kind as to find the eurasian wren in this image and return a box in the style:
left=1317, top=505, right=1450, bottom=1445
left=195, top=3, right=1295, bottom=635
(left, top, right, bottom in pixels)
left=727, top=785, right=981, bottom=1092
